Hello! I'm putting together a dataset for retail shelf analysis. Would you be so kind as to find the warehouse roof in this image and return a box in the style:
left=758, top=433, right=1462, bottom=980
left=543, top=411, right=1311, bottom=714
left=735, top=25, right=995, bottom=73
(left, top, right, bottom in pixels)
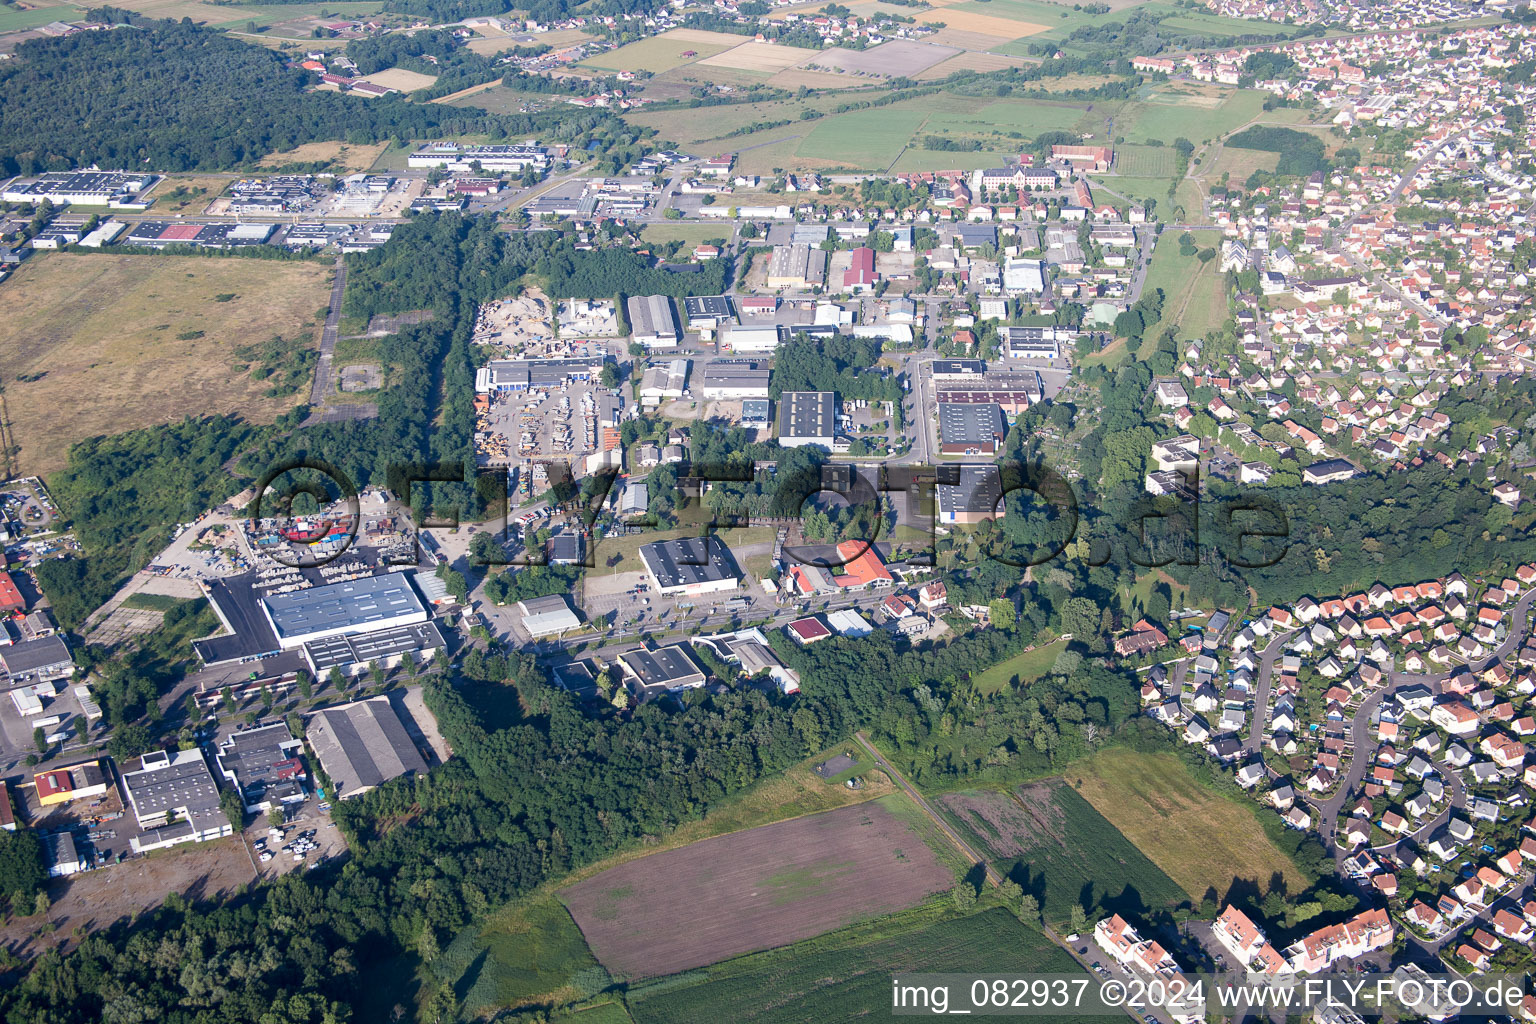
left=938, top=403, right=1007, bottom=446
left=263, top=574, right=427, bottom=642
left=618, top=644, right=705, bottom=696
left=0, top=635, right=71, bottom=675
left=778, top=391, right=836, bottom=441
left=639, top=537, right=742, bottom=590
left=306, top=696, right=428, bottom=799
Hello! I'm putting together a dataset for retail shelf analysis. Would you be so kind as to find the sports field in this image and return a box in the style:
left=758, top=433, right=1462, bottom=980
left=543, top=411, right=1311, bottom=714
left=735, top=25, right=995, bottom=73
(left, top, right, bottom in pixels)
left=939, top=781, right=1185, bottom=923
left=578, top=29, right=745, bottom=74
left=1069, top=748, right=1308, bottom=898
left=627, top=907, right=1086, bottom=1024
left=0, top=254, right=330, bottom=476
left=561, top=796, right=955, bottom=980
left=358, top=67, right=437, bottom=91
left=1111, top=143, right=1179, bottom=177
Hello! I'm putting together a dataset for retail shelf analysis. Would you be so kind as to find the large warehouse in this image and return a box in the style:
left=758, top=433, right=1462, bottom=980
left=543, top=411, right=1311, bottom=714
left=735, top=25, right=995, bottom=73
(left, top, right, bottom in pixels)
left=639, top=537, right=743, bottom=597
left=262, top=574, right=429, bottom=649
left=306, top=697, right=429, bottom=800
left=777, top=391, right=838, bottom=448
left=122, top=749, right=234, bottom=854
left=627, top=294, right=682, bottom=350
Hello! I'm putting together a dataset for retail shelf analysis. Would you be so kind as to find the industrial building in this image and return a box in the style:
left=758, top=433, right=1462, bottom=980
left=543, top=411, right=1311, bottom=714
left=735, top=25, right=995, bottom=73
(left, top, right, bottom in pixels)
left=683, top=295, right=735, bottom=330
left=699, top=360, right=771, bottom=400
left=627, top=294, right=682, bottom=350
left=301, top=621, right=445, bottom=679
left=640, top=359, right=690, bottom=408
left=125, top=221, right=275, bottom=249
left=262, top=574, right=429, bottom=650
left=777, top=391, right=838, bottom=449
left=516, top=594, right=582, bottom=638
left=938, top=403, right=1007, bottom=455
left=2, top=171, right=157, bottom=207
left=43, top=832, right=86, bottom=877
left=1000, top=326, right=1063, bottom=360
left=34, top=760, right=111, bottom=808
left=766, top=244, right=826, bottom=289
left=1, top=635, right=72, bottom=685
left=305, top=697, right=429, bottom=800
left=1002, top=258, right=1047, bottom=295
left=617, top=644, right=707, bottom=702
left=215, top=723, right=307, bottom=814
left=937, top=465, right=1006, bottom=525
left=721, top=323, right=783, bottom=353
left=122, top=749, right=235, bottom=854
left=406, top=143, right=551, bottom=172
left=741, top=398, right=773, bottom=429
left=639, top=537, right=743, bottom=596
left=931, top=359, right=986, bottom=383
left=843, top=246, right=877, bottom=293
left=475, top=355, right=608, bottom=393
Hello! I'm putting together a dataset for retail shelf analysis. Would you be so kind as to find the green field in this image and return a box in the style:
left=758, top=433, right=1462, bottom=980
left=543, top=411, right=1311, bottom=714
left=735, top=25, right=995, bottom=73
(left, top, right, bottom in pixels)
left=0, top=3, right=83, bottom=30
left=640, top=223, right=731, bottom=247
left=1121, top=89, right=1267, bottom=145
left=579, top=34, right=735, bottom=74
left=797, top=107, right=926, bottom=168
left=922, top=99, right=1087, bottom=139
left=970, top=640, right=1067, bottom=694
left=1111, top=144, right=1179, bottom=178
left=431, top=894, right=604, bottom=1017
left=1160, top=12, right=1293, bottom=36
left=940, top=781, right=1185, bottom=924
left=1138, top=230, right=1230, bottom=345
left=553, top=1002, right=635, bottom=1024
left=626, top=907, right=1085, bottom=1024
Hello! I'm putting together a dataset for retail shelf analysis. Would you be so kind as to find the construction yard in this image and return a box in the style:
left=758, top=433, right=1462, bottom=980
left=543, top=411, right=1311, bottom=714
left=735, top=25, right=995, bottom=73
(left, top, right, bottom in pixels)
left=0, top=254, right=331, bottom=476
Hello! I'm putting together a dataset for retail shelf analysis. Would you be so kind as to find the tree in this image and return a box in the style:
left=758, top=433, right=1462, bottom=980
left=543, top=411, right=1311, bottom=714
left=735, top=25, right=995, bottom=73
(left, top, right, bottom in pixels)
left=1069, top=903, right=1088, bottom=935
left=296, top=670, right=313, bottom=699
left=0, top=829, right=44, bottom=912
left=220, top=787, right=245, bottom=831
left=328, top=667, right=345, bottom=693
left=370, top=661, right=386, bottom=690
left=32, top=727, right=45, bottom=753
left=600, top=362, right=621, bottom=389
left=1017, top=893, right=1041, bottom=924
left=988, top=598, right=1016, bottom=630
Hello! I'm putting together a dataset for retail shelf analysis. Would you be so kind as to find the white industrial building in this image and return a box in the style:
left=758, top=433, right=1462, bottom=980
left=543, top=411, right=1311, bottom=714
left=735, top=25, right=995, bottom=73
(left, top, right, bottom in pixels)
left=627, top=294, right=682, bottom=350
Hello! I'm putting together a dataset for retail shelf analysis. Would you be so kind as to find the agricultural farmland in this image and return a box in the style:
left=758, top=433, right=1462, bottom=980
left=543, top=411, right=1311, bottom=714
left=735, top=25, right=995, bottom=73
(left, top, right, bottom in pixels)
left=578, top=28, right=745, bottom=74
left=627, top=907, right=1087, bottom=1024
left=939, top=781, right=1184, bottom=924
left=1069, top=748, right=1309, bottom=898
left=561, top=796, right=956, bottom=980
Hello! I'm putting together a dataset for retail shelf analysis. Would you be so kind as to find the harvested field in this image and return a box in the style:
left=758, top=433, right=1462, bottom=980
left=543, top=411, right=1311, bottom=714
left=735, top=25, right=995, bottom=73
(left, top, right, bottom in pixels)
left=806, top=39, right=960, bottom=77
left=919, top=7, right=1047, bottom=37
left=0, top=254, right=330, bottom=476
left=561, top=797, right=954, bottom=979
left=696, top=40, right=815, bottom=73
left=765, top=67, right=856, bottom=90
left=359, top=67, right=438, bottom=91
left=939, top=780, right=1184, bottom=923
left=920, top=29, right=1018, bottom=54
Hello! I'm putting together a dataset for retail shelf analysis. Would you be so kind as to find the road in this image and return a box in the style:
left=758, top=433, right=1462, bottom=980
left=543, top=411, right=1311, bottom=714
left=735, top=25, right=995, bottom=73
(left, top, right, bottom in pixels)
left=306, top=255, right=347, bottom=409
left=1243, top=627, right=1296, bottom=755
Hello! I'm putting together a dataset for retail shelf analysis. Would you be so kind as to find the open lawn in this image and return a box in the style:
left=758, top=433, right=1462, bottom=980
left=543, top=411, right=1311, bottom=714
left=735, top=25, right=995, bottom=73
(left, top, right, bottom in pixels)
left=0, top=254, right=330, bottom=476
left=561, top=796, right=955, bottom=980
left=939, top=781, right=1185, bottom=924
left=97, top=0, right=379, bottom=26
left=579, top=29, right=741, bottom=74
left=921, top=98, right=1087, bottom=139
left=797, top=106, right=920, bottom=168
left=1112, top=143, right=1179, bottom=178
left=1137, top=229, right=1230, bottom=344
left=1122, top=88, right=1268, bottom=145
left=969, top=639, right=1066, bottom=693
left=148, top=175, right=228, bottom=214
left=639, top=223, right=731, bottom=247
left=626, top=907, right=1086, bottom=1024
left=1069, top=747, right=1308, bottom=899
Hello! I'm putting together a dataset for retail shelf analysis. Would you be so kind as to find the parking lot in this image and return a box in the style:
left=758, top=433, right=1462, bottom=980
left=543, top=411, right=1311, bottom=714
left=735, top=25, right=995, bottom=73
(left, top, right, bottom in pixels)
left=246, top=799, right=347, bottom=879
left=478, top=379, right=616, bottom=465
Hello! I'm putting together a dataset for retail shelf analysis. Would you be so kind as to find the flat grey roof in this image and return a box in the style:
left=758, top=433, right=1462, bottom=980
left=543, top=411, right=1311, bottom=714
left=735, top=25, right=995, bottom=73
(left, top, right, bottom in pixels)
left=627, top=294, right=680, bottom=340
left=306, top=697, right=428, bottom=798
left=303, top=621, right=444, bottom=674
left=700, top=360, right=770, bottom=389
left=938, top=403, right=1006, bottom=445
left=620, top=644, right=705, bottom=692
left=937, top=465, right=1006, bottom=516
left=263, top=574, right=426, bottom=641
left=0, top=634, right=71, bottom=674
left=778, top=391, right=836, bottom=440
left=683, top=295, right=733, bottom=319
left=639, top=537, right=742, bottom=589
left=123, top=750, right=222, bottom=819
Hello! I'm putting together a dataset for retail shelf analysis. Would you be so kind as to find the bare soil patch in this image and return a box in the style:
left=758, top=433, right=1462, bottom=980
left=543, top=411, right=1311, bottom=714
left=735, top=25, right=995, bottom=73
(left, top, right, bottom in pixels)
left=561, top=799, right=953, bottom=979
